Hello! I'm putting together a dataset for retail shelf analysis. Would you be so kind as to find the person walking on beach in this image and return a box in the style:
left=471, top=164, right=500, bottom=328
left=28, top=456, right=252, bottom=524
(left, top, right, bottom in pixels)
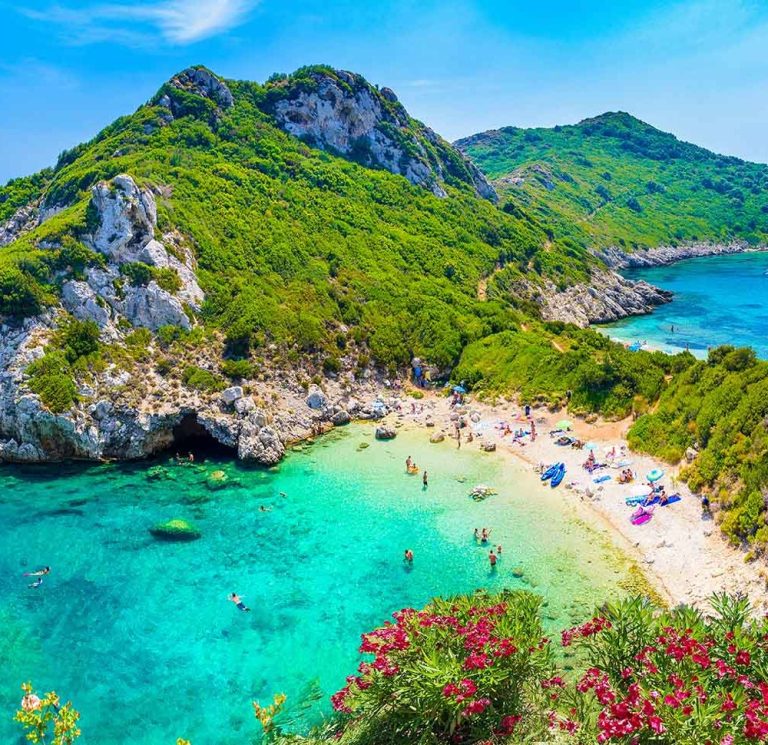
left=422, top=470, right=428, bottom=488
left=228, top=593, right=251, bottom=612
left=457, top=430, right=461, bottom=449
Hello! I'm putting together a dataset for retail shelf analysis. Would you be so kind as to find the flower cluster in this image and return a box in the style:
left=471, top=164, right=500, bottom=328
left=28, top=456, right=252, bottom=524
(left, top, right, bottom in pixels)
left=561, top=615, right=612, bottom=647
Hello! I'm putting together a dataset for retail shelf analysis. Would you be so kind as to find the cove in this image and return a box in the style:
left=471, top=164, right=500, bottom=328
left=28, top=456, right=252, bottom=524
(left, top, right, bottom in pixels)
left=598, top=251, right=768, bottom=358
left=0, top=424, right=639, bottom=744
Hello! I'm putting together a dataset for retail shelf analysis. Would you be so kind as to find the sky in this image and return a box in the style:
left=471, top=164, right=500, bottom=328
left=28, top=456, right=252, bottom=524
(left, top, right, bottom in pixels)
left=2, top=0, right=768, bottom=183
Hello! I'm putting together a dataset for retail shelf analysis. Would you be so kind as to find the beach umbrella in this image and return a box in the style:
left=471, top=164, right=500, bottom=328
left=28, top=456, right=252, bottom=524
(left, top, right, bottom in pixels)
left=584, top=442, right=598, bottom=451
left=647, top=468, right=665, bottom=483
left=453, top=385, right=467, bottom=394
left=556, top=419, right=572, bottom=430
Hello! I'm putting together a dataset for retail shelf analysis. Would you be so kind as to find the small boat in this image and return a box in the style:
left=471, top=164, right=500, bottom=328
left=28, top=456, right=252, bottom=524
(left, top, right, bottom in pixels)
left=550, top=463, right=566, bottom=488
left=541, top=463, right=562, bottom=481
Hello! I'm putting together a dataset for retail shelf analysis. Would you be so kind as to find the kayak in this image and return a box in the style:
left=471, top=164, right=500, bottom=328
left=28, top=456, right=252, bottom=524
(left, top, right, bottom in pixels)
left=550, top=463, right=566, bottom=488
left=541, top=463, right=562, bottom=481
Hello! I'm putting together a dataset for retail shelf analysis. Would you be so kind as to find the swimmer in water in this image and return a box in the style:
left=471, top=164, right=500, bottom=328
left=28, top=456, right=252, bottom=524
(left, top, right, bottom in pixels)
left=28, top=577, right=44, bottom=589
left=473, top=528, right=480, bottom=541
left=481, top=528, right=491, bottom=544
left=489, top=550, right=497, bottom=568
left=404, top=549, right=414, bottom=564
left=228, top=593, right=251, bottom=612
left=23, top=566, right=50, bottom=577
left=497, top=545, right=502, bottom=555
left=406, top=456, right=413, bottom=471
left=258, top=505, right=272, bottom=512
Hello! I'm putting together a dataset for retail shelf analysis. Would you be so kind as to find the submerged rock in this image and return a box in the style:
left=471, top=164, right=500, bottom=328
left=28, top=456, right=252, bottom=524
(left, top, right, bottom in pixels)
left=149, top=518, right=201, bottom=541
left=429, top=432, right=445, bottom=443
left=205, top=470, right=229, bottom=490
left=375, top=425, right=396, bottom=440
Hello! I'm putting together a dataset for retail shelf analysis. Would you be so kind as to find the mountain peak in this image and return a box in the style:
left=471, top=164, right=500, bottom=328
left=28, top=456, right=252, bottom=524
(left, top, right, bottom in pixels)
left=261, top=65, right=496, bottom=200
left=153, top=66, right=233, bottom=120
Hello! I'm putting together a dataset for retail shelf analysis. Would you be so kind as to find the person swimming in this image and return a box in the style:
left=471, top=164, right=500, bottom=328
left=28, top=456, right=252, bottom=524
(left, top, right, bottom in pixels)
left=489, top=550, right=497, bottom=568
left=23, top=566, right=50, bottom=577
left=28, top=577, right=44, bottom=589
left=403, top=549, right=414, bottom=564
left=228, top=593, right=250, bottom=612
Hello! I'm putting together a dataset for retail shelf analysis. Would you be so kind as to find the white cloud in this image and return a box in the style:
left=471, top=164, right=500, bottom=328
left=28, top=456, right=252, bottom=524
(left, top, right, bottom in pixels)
left=21, top=0, right=256, bottom=45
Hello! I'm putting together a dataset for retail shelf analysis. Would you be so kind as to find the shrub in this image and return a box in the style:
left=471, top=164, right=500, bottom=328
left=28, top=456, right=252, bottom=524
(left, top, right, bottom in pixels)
left=122, top=262, right=182, bottom=293
left=58, top=318, right=101, bottom=362
left=27, top=351, right=77, bottom=412
left=321, top=591, right=554, bottom=743
left=221, top=358, right=255, bottom=380
left=181, top=365, right=224, bottom=392
left=0, top=266, right=44, bottom=318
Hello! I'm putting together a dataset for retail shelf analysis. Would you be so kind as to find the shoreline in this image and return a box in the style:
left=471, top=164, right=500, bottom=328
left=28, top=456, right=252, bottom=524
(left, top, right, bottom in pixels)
left=380, top=391, right=768, bottom=612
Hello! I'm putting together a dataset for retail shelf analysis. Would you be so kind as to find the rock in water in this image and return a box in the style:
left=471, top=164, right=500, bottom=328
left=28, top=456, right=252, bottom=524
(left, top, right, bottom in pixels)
left=375, top=425, right=396, bottom=440
left=149, top=518, right=201, bottom=541
left=331, top=409, right=351, bottom=426
left=429, top=432, right=445, bottom=443
left=206, top=470, right=229, bottom=490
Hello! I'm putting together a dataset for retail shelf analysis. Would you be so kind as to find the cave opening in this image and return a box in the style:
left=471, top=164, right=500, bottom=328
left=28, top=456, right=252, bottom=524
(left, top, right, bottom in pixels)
left=169, top=413, right=236, bottom=459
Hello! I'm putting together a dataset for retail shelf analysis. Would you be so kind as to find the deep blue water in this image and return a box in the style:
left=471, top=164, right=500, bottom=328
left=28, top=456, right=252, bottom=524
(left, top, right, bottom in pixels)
left=598, top=252, right=768, bottom=358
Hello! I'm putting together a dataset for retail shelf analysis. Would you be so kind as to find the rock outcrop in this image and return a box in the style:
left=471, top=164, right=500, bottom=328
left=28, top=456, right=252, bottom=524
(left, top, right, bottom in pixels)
left=593, top=242, right=761, bottom=269
left=0, top=201, right=40, bottom=247
left=512, top=271, right=672, bottom=327
left=157, top=66, right=234, bottom=118
left=269, top=68, right=496, bottom=201
left=60, top=174, right=204, bottom=333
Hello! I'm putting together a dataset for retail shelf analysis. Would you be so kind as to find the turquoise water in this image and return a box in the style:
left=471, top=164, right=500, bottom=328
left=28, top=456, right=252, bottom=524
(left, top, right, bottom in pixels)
left=0, top=425, right=635, bottom=744
left=598, top=252, right=768, bottom=358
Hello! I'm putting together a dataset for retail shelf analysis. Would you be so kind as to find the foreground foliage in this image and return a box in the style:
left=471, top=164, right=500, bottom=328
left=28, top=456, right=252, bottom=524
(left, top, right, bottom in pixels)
left=14, top=682, right=80, bottom=745
left=269, top=591, right=768, bottom=744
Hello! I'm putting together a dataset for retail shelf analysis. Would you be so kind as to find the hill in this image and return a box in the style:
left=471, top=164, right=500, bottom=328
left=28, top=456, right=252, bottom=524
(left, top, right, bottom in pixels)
left=456, top=111, right=768, bottom=251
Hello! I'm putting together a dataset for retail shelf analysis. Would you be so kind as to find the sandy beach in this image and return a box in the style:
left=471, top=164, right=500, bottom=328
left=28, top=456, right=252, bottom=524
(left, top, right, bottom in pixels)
left=382, top=391, right=768, bottom=613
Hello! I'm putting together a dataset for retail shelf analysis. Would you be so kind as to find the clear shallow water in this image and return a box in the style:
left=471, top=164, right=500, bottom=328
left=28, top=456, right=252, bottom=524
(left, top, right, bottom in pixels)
left=0, top=425, right=635, bottom=744
left=598, top=252, right=768, bottom=358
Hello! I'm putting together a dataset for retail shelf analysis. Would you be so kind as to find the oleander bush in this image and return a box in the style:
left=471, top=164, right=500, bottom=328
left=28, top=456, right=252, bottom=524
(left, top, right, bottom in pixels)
left=268, top=591, right=768, bottom=745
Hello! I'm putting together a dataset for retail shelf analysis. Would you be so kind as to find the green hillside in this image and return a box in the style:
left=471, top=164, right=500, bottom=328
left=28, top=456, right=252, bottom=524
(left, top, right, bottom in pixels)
left=457, top=112, right=768, bottom=250
left=2, top=68, right=768, bottom=549
left=0, top=65, right=598, bottom=371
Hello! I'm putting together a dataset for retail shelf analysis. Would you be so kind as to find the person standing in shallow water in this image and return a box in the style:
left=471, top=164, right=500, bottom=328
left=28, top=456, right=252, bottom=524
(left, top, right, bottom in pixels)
left=489, top=550, right=497, bottom=569
left=422, top=470, right=428, bottom=488
left=404, top=549, right=414, bottom=564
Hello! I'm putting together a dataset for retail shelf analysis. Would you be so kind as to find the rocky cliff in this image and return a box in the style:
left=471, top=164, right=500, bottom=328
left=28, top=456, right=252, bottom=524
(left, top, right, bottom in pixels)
left=511, top=271, right=673, bottom=327
left=266, top=67, right=497, bottom=201
left=593, top=242, right=763, bottom=269
left=0, top=173, right=394, bottom=464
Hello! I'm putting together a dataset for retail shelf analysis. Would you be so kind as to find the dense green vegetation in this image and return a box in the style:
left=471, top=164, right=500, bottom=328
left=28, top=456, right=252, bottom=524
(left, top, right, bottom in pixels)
left=457, top=112, right=768, bottom=250
left=1, top=66, right=596, bottom=373
left=453, top=322, right=691, bottom=418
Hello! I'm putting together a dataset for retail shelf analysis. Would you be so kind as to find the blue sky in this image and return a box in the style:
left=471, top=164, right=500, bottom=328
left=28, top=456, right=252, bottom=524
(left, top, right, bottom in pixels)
left=2, top=0, right=768, bottom=183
